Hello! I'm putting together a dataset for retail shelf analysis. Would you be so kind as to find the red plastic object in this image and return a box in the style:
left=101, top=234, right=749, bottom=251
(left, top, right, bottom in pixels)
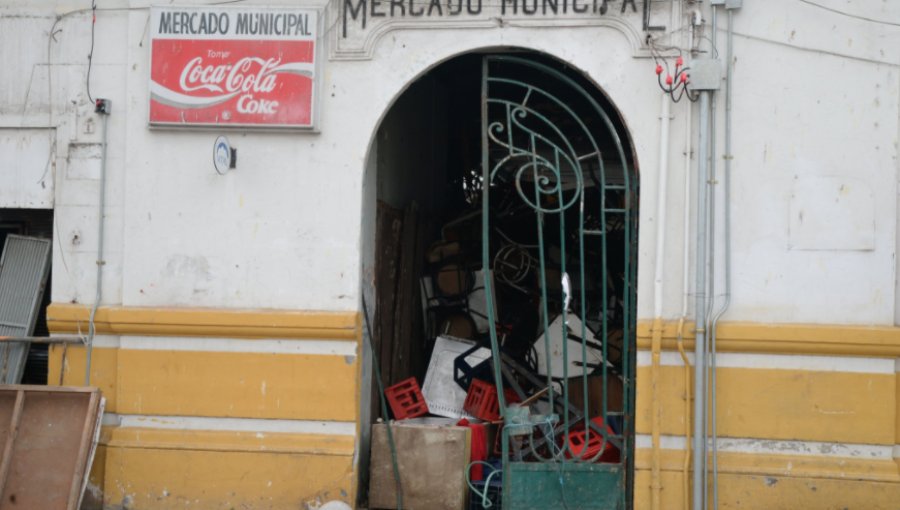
left=384, top=377, right=428, bottom=420
left=566, top=416, right=619, bottom=462
left=463, top=379, right=520, bottom=422
left=457, top=418, right=488, bottom=481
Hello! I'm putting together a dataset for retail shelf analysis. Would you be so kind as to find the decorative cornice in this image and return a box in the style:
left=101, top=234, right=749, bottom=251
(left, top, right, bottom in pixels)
left=328, top=5, right=651, bottom=61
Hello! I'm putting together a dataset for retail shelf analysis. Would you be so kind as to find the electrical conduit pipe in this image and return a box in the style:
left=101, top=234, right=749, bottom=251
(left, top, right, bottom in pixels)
left=679, top=12, right=697, bottom=510
left=86, top=108, right=109, bottom=386
left=709, top=8, right=737, bottom=509
left=692, top=89, right=711, bottom=510
left=650, top=91, right=672, bottom=510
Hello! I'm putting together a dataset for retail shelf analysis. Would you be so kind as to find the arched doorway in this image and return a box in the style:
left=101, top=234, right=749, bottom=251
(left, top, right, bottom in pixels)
left=361, top=49, right=638, bottom=509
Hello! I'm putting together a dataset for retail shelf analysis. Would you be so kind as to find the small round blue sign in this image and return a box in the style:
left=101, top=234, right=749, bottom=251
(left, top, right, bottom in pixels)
left=213, top=136, right=232, bottom=175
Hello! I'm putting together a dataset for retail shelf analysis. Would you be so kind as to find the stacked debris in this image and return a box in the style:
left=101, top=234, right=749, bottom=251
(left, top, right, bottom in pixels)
left=369, top=199, right=628, bottom=509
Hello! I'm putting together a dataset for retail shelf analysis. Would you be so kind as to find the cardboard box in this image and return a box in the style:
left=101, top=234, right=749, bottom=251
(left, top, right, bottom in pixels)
left=566, top=373, right=624, bottom=415
left=369, top=421, right=471, bottom=510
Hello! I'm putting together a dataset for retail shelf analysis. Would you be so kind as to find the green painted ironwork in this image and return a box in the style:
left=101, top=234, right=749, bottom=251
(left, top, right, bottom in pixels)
left=479, top=55, right=637, bottom=509
left=505, top=463, right=624, bottom=510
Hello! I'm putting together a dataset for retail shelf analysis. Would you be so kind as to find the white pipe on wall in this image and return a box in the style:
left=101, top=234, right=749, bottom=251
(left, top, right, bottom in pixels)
left=654, top=94, right=672, bottom=320
left=85, top=109, right=109, bottom=386
left=650, top=90, right=672, bottom=510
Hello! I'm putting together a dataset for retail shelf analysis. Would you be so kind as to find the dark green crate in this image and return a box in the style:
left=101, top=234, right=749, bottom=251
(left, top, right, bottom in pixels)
left=503, top=461, right=624, bottom=510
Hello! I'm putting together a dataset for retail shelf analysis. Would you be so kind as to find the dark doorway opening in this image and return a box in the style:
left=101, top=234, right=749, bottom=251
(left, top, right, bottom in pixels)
left=362, top=49, right=638, bottom=509
left=1, top=208, right=54, bottom=385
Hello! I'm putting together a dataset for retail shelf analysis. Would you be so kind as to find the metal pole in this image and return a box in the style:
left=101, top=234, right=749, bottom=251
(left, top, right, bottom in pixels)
left=703, top=7, right=719, bottom=509
left=0, top=336, right=84, bottom=344
left=679, top=18, right=696, bottom=508
left=692, top=90, right=711, bottom=510
left=86, top=110, right=109, bottom=386
left=709, top=9, right=737, bottom=509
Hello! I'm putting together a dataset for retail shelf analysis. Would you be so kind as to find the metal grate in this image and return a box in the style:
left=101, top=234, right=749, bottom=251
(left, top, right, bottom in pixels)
left=480, top=55, right=637, bottom=509
left=0, top=235, right=52, bottom=383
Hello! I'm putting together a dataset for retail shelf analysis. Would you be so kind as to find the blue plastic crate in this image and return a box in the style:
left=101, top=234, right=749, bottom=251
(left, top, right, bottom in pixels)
left=469, top=478, right=502, bottom=510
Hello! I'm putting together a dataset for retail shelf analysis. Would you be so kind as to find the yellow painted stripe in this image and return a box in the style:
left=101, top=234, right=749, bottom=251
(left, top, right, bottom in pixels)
left=103, top=445, right=355, bottom=510
left=116, top=349, right=358, bottom=421
left=46, top=307, right=900, bottom=353
left=48, top=345, right=118, bottom=411
left=101, top=427, right=355, bottom=456
left=82, top=444, right=106, bottom=510
left=896, top=368, right=900, bottom=447
left=635, top=448, right=900, bottom=482
left=635, top=448, right=900, bottom=510
left=637, top=320, right=900, bottom=357
left=635, top=365, right=896, bottom=445
left=47, top=303, right=360, bottom=340
left=635, top=468, right=900, bottom=510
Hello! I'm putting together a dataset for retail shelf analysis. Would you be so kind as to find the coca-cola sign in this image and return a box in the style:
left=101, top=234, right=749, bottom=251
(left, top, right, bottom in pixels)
left=150, top=6, right=319, bottom=129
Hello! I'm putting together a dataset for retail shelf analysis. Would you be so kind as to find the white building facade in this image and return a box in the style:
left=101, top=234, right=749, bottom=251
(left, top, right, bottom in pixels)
left=1, top=0, right=899, bottom=508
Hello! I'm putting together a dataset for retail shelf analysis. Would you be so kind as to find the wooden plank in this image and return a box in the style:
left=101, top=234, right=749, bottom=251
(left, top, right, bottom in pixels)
left=375, top=201, right=404, bottom=419
left=411, top=212, right=431, bottom=381
left=67, top=391, right=100, bottom=509
left=383, top=206, right=403, bottom=386
left=0, top=393, right=18, bottom=441
left=392, top=203, right=420, bottom=383
left=0, top=385, right=102, bottom=510
left=0, top=391, right=24, bottom=493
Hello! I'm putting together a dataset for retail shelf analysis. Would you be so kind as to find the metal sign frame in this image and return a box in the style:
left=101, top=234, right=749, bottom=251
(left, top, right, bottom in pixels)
left=148, top=5, right=322, bottom=131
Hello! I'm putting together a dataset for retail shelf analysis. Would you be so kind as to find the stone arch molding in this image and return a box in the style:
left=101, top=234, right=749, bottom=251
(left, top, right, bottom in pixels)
left=327, top=0, right=652, bottom=61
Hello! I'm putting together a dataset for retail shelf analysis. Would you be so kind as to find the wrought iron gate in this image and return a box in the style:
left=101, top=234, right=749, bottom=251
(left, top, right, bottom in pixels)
left=479, top=55, right=637, bottom=509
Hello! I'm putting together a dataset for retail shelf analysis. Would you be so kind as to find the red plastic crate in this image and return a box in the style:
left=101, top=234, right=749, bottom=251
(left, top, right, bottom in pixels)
left=463, top=379, right=520, bottom=422
left=384, top=377, right=429, bottom=420
left=566, top=416, right=619, bottom=462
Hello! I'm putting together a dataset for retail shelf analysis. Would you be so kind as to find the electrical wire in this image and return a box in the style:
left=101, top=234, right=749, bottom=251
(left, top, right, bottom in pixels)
left=648, top=37, right=698, bottom=103
left=79, top=0, right=250, bottom=101
left=542, top=418, right=571, bottom=510
left=653, top=5, right=896, bottom=67
left=86, top=0, right=96, bottom=103
left=797, top=0, right=900, bottom=28
left=46, top=0, right=335, bottom=50
left=727, top=27, right=897, bottom=68
left=37, top=0, right=900, bottom=73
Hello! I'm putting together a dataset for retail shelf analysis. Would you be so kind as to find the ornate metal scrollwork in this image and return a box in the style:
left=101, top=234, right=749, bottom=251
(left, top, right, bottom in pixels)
left=488, top=100, right=585, bottom=214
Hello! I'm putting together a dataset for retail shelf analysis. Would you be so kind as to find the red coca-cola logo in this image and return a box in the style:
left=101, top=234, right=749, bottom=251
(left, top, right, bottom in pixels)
left=150, top=39, right=315, bottom=127
left=180, top=57, right=279, bottom=94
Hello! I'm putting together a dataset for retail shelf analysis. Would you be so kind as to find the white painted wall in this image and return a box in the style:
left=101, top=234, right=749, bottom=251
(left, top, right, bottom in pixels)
left=722, top=0, right=900, bottom=324
left=1, top=0, right=898, bottom=326
left=0, top=128, right=54, bottom=208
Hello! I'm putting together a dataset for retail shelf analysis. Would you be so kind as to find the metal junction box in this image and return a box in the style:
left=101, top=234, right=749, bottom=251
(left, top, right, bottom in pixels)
left=688, top=58, right=723, bottom=91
